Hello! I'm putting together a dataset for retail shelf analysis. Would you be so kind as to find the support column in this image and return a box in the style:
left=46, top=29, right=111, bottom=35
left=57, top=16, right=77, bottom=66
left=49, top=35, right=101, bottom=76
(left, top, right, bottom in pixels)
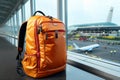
left=21, top=3, right=25, bottom=22
left=30, top=0, right=36, bottom=16
left=57, top=0, right=63, bottom=21
left=64, top=0, right=68, bottom=49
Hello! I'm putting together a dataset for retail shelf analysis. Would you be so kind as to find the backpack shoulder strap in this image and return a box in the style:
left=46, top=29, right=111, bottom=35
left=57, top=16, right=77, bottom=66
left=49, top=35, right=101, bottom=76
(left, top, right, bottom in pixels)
left=16, top=21, right=27, bottom=60
left=16, top=21, right=27, bottom=76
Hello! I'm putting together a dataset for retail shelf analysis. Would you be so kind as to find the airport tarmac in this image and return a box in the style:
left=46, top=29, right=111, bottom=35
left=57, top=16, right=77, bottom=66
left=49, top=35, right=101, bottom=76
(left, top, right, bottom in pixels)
left=68, top=40, right=120, bottom=63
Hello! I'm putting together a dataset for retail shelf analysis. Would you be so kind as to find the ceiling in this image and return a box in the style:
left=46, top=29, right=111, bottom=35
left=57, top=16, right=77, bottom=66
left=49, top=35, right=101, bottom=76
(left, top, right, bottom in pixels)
left=0, top=0, right=21, bottom=26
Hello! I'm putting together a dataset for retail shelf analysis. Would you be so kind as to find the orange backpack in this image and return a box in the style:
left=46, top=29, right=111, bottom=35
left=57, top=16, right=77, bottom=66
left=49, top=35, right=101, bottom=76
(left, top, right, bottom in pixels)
left=16, top=11, right=67, bottom=78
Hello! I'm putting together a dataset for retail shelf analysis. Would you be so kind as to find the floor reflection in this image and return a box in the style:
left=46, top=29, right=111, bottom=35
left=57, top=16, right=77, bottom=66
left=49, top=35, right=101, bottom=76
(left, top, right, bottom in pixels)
left=22, top=64, right=104, bottom=80
left=22, top=70, right=66, bottom=80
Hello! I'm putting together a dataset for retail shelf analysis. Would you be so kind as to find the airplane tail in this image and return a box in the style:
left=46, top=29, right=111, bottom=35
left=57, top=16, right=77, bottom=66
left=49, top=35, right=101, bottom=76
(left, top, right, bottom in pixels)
left=73, top=43, right=79, bottom=49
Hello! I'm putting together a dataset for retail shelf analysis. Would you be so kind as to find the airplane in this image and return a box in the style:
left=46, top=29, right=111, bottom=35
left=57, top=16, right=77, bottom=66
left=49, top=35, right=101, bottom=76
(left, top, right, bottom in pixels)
left=73, top=43, right=100, bottom=52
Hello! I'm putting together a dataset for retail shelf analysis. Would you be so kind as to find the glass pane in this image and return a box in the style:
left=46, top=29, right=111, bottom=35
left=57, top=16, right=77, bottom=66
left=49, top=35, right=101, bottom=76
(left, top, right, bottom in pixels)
left=35, top=0, right=57, bottom=18
left=25, top=0, right=31, bottom=20
left=68, top=0, right=120, bottom=64
left=18, top=8, right=22, bottom=26
left=13, top=13, right=18, bottom=35
left=2, top=19, right=11, bottom=34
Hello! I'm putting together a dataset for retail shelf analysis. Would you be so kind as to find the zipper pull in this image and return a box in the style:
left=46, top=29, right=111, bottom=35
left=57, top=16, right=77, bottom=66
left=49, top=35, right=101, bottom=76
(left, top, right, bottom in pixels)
left=37, top=25, right=42, bottom=34
left=45, top=33, right=48, bottom=40
left=55, top=30, right=58, bottom=38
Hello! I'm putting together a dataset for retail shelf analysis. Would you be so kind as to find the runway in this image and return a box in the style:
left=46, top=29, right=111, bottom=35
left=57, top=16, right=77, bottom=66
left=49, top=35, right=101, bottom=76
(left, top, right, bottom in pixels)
left=68, top=40, right=120, bottom=63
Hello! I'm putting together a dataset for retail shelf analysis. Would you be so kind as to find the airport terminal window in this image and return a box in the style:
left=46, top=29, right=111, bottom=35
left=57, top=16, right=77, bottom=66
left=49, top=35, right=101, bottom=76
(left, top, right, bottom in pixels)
left=5, top=19, right=11, bottom=35
left=18, top=9, right=22, bottom=27
left=13, top=13, right=18, bottom=35
left=6, top=20, right=10, bottom=33
left=67, top=0, right=120, bottom=64
left=13, top=13, right=17, bottom=27
left=25, top=0, right=31, bottom=20
left=10, top=17, right=14, bottom=35
left=7, top=17, right=13, bottom=35
left=35, top=0, right=57, bottom=18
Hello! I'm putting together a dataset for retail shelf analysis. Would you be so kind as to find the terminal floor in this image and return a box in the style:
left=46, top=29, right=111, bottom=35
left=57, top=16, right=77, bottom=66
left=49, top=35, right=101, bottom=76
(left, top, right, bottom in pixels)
left=0, top=37, right=104, bottom=80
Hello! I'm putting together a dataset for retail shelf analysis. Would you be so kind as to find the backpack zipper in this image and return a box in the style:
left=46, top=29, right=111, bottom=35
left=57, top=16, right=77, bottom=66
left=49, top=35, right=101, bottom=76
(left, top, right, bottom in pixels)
left=34, top=18, right=40, bottom=72
left=40, top=21, right=63, bottom=24
left=37, top=21, right=64, bottom=34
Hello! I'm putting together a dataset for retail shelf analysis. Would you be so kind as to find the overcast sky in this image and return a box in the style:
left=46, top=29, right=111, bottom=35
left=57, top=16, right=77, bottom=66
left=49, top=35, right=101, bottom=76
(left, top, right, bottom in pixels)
left=35, top=0, right=120, bottom=26
left=67, top=0, right=120, bottom=26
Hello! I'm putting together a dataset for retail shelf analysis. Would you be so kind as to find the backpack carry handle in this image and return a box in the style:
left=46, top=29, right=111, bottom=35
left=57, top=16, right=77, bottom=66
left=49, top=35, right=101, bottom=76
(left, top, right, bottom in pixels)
left=33, top=11, right=45, bottom=16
